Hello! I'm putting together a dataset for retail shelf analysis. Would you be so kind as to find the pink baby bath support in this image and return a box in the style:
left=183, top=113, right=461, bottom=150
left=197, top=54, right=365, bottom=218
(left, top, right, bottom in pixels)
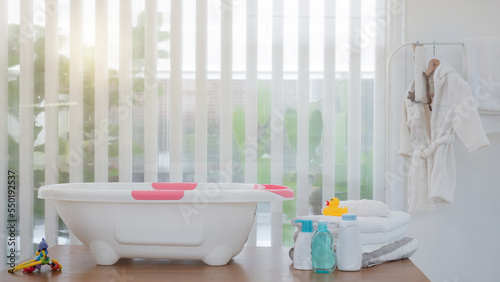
left=38, top=182, right=294, bottom=266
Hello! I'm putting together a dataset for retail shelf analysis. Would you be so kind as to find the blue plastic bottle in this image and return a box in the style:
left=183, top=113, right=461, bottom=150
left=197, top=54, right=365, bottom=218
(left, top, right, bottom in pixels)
left=311, top=220, right=336, bottom=273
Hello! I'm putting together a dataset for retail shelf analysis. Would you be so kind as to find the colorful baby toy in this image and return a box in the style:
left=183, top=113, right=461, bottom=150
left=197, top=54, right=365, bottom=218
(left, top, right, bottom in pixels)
left=7, top=238, right=62, bottom=274
left=322, top=197, right=348, bottom=216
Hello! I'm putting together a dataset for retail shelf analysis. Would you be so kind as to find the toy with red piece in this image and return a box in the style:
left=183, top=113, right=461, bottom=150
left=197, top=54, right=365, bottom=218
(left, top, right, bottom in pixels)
left=7, top=238, right=63, bottom=274
left=50, top=259, right=62, bottom=271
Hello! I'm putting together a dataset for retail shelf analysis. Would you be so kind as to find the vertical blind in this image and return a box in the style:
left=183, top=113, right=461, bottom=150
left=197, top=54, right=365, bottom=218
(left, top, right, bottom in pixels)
left=0, top=0, right=388, bottom=263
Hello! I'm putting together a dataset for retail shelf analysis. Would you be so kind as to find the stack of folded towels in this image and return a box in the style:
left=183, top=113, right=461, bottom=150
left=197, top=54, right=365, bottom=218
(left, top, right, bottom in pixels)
left=289, top=200, right=418, bottom=268
left=463, top=37, right=500, bottom=134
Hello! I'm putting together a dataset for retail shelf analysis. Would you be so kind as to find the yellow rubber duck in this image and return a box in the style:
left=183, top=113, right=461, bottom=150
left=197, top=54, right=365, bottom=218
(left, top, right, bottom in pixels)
left=322, top=197, right=348, bottom=216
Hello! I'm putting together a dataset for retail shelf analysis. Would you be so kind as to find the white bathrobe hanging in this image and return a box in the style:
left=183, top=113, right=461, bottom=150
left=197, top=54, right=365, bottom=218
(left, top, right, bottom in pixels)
left=399, top=63, right=489, bottom=214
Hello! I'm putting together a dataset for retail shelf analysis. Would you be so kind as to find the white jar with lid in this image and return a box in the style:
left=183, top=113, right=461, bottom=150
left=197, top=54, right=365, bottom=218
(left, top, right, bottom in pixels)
left=336, top=214, right=362, bottom=271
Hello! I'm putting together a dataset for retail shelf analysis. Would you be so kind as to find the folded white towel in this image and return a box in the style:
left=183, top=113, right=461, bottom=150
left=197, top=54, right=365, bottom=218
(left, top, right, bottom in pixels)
left=357, top=225, right=408, bottom=245
left=291, top=211, right=411, bottom=234
left=338, top=200, right=391, bottom=217
left=414, top=46, right=428, bottom=102
left=463, top=37, right=500, bottom=114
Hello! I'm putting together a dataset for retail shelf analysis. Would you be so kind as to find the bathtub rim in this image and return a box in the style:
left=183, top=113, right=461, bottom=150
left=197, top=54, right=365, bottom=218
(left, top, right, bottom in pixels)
left=38, top=182, right=295, bottom=203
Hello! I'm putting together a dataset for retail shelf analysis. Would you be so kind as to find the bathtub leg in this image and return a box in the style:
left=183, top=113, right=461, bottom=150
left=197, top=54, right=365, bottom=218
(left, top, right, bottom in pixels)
left=202, top=245, right=233, bottom=266
left=89, top=241, right=120, bottom=265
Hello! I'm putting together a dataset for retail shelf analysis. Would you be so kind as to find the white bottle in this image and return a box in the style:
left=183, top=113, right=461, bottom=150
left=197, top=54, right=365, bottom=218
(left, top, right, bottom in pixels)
left=293, top=219, right=314, bottom=270
left=337, top=214, right=362, bottom=271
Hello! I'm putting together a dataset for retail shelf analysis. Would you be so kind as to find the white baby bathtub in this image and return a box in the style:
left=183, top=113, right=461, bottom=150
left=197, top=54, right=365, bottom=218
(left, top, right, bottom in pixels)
left=38, top=182, right=294, bottom=266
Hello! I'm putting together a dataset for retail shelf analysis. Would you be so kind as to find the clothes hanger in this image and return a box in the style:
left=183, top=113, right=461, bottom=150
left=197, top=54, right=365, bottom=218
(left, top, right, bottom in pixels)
left=425, top=59, right=440, bottom=77
left=425, top=41, right=440, bottom=76
left=422, top=42, right=438, bottom=109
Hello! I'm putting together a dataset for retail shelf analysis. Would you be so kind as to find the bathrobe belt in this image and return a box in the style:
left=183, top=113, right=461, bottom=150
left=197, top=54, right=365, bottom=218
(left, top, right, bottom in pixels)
left=412, top=134, right=456, bottom=161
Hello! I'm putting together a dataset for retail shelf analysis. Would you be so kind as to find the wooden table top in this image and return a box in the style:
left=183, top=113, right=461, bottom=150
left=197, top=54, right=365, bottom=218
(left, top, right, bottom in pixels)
left=2, top=245, right=429, bottom=282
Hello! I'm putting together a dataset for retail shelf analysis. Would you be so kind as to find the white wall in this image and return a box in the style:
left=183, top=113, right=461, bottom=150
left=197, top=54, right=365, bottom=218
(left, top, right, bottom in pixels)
left=403, top=0, right=500, bottom=281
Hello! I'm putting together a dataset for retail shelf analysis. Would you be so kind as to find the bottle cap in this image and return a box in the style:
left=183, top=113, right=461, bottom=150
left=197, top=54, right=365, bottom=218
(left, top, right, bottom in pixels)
left=295, top=220, right=313, bottom=232
left=341, top=214, right=357, bottom=221
left=318, top=220, right=328, bottom=231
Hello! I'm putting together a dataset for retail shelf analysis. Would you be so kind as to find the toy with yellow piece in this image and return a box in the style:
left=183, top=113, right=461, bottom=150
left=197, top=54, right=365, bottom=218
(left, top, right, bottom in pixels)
left=323, top=197, right=348, bottom=216
left=7, top=238, right=62, bottom=274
